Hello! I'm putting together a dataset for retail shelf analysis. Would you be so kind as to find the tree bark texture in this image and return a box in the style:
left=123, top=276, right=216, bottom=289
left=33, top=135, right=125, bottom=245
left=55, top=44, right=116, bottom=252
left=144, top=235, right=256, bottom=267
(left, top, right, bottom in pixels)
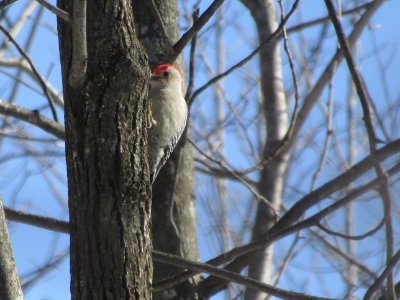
left=134, top=1, right=199, bottom=299
left=241, top=1, right=288, bottom=299
left=0, top=198, right=23, bottom=300
left=58, top=0, right=152, bottom=299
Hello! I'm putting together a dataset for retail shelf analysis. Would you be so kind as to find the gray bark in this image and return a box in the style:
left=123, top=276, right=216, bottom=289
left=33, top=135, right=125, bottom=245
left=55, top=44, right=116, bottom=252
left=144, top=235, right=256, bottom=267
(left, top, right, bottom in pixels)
left=134, top=1, right=199, bottom=299
left=0, top=198, right=23, bottom=300
left=57, top=0, right=152, bottom=299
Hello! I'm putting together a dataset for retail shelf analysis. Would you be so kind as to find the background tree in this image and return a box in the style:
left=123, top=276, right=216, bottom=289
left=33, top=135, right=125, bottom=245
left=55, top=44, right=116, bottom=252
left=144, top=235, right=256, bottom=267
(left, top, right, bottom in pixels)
left=0, top=0, right=399, bottom=299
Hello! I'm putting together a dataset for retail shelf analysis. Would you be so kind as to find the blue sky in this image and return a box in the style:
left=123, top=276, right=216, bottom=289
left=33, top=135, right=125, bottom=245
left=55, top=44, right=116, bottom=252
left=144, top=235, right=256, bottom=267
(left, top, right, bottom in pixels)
left=1, top=0, right=399, bottom=299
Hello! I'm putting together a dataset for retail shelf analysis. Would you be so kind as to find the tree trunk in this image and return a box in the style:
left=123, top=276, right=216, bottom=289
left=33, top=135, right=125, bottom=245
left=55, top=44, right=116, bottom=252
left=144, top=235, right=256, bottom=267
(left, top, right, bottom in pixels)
left=57, top=0, right=152, bottom=299
left=240, top=1, right=288, bottom=299
left=0, top=197, right=23, bottom=300
left=133, top=1, right=198, bottom=299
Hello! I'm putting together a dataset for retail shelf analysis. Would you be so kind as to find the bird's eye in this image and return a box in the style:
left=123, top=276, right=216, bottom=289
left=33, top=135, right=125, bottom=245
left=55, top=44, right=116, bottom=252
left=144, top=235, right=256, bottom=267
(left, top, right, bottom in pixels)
left=163, top=71, right=169, bottom=77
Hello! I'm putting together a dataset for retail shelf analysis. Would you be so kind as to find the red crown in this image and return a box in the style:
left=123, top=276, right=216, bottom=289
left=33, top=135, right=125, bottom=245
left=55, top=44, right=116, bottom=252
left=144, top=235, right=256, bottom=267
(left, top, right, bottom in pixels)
left=152, top=64, right=180, bottom=75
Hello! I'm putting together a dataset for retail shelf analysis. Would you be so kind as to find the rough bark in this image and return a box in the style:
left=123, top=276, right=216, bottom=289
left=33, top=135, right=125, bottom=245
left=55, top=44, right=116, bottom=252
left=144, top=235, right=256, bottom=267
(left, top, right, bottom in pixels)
left=241, top=1, right=288, bottom=299
left=0, top=198, right=23, bottom=300
left=134, top=1, right=198, bottom=299
left=57, top=0, right=152, bottom=299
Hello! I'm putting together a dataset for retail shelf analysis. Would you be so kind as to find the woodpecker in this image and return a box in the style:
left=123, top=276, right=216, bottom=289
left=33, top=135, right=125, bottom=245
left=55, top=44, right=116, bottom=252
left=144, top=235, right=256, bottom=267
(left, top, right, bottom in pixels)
left=148, top=64, right=188, bottom=184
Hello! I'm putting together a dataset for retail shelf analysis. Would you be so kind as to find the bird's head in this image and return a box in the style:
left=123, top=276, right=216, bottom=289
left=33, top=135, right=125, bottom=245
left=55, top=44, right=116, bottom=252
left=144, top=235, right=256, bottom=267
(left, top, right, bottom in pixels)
left=150, top=64, right=183, bottom=91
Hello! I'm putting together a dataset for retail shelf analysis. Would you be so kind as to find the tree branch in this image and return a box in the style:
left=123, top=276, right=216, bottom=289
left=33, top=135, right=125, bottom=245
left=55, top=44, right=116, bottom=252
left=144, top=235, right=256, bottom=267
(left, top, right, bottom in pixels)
left=317, top=216, right=385, bottom=241
left=364, top=250, right=400, bottom=300
left=190, top=138, right=277, bottom=217
left=0, top=58, right=63, bottom=106
left=4, top=206, right=69, bottom=233
left=171, top=0, right=224, bottom=57
left=188, top=0, right=300, bottom=106
left=0, top=24, right=59, bottom=122
left=148, top=0, right=170, bottom=46
left=185, top=8, right=199, bottom=101
left=163, top=140, right=400, bottom=295
left=153, top=250, right=337, bottom=300
left=286, top=1, right=374, bottom=34
left=289, top=0, right=384, bottom=150
left=0, top=100, right=65, bottom=139
left=324, top=1, right=396, bottom=298
left=35, top=0, right=71, bottom=23
left=2, top=204, right=340, bottom=300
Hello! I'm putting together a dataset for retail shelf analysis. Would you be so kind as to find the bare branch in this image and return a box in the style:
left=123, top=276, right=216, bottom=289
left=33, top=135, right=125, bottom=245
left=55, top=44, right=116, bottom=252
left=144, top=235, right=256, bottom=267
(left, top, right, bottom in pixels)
left=0, top=100, right=65, bottom=139
left=185, top=8, right=199, bottom=101
left=286, top=1, right=374, bottom=35
left=153, top=250, right=337, bottom=300
left=3, top=204, right=338, bottom=300
left=324, top=1, right=396, bottom=298
left=172, top=0, right=224, bottom=57
left=274, top=0, right=300, bottom=161
left=190, top=138, right=278, bottom=218
left=35, top=0, right=71, bottom=23
left=21, top=252, right=68, bottom=290
left=0, top=1, right=38, bottom=57
left=0, top=58, right=63, bottom=106
left=290, top=0, right=384, bottom=147
left=7, top=4, right=44, bottom=105
left=148, top=0, right=170, bottom=46
left=364, top=250, right=400, bottom=300
left=4, top=206, right=69, bottom=233
left=171, top=141, right=400, bottom=295
left=0, top=24, right=59, bottom=122
left=317, top=216, right=385, bottom=241
left=188, top=0, right=300, bottom=106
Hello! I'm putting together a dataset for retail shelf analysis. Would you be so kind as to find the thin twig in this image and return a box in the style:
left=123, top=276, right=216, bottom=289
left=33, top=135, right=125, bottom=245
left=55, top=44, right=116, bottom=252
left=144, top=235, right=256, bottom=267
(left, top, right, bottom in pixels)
left=324, top=1, right=396, bottom=298
left=274, top=0, right=300, bottom=161
left=21, top=252, right=68, bottom=290
left=286, top=1, right=374, bottom=35
left=364, top=250, right=400, bottom=300
left=0, top=58, right=63, bottom=106
left=188, top=0, right=300, bottom=106
left=185, top=8, right=199, bottom=101
left=7, top=5, right=44, bottom=105
left=4, top=155, right=399, bottom=297
left=152, top=250, right=337, bottom=300
left=189, top=138, right=278, bottom=219
left=182, top=143, right=400, bottom=295
left=0, top=1, right=37, bottom=57
left=155, top=158, right=400, bottom=293
left=69, top=0, right=87, bottom=88
left=288, top=0, right=384, bottom=151
left=148, top=0, right=170, bottom=46
left=0, top=24, right=58, bottom=122
left=2, top=205, right=330, bottom=300
left=2, top=204, right=336, bottom=300
left=35, top=0, right=71, bottom=23
left=172, top=0, right=224, bottom=57
left=317, top=216, right=385, bottom=241
left=310, top=64, right=335, bottom=190
left=0, top=130, right=59, bottom=143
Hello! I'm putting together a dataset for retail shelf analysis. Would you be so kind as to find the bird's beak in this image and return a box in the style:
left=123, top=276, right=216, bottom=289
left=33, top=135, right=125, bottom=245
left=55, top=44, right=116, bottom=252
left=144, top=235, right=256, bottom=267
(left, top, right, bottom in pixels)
left=151, top=74, right=162, bottom=81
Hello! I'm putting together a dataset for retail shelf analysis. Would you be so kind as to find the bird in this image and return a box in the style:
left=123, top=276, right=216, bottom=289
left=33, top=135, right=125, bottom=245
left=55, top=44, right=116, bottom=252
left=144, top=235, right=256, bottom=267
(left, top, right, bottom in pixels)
left=148, top=64, right=188, bottom=184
